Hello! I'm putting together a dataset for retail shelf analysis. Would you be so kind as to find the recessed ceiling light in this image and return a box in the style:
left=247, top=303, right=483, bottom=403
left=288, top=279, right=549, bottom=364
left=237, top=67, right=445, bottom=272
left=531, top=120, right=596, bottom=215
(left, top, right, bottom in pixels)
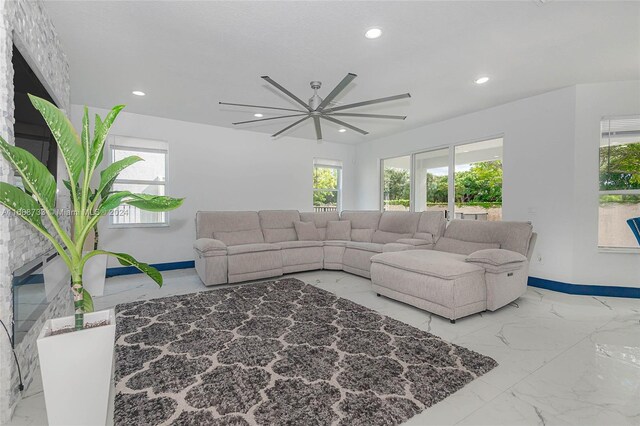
left=339, top=128, right=347, bottom=133
left=365, top=28, right=382, bottom=39
left=475, top=77, right=490, bottom=85
left=132, top=90, right=145, bottom=96
left=254, top=113, right=264, bottom=118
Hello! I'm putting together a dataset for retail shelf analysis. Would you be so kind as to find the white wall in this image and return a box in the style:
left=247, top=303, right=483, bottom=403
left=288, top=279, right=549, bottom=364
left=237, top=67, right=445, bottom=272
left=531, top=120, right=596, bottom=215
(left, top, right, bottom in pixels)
left=572, top=81, right=640, bottom=287
left=70, top=106, right=356, bottom=266
left=354, top=83, right=640, bottom=288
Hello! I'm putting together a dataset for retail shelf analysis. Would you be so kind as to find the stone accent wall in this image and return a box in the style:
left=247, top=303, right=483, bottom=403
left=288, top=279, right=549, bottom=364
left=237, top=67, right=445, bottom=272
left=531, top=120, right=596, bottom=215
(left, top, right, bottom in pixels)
left=0, top=0, right=71, bottom=422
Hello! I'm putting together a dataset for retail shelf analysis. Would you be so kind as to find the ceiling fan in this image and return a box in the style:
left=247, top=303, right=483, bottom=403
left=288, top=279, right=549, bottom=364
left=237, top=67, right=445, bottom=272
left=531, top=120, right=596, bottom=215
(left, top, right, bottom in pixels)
left=220, top=73, right=411, bottom=142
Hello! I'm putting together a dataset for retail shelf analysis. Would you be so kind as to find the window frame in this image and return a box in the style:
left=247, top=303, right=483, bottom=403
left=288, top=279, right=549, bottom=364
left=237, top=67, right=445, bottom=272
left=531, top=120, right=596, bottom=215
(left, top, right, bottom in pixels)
left=379, top=134, right=504, bottom=220
left=108, top=141, right=170, bottom=228
left=313, top=162, right=342, bottom=212
left=598, top=115, right=640, bottom=253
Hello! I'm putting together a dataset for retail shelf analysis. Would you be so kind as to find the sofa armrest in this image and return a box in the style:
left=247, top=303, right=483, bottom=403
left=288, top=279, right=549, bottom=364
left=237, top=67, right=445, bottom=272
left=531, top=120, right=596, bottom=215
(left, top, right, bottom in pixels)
left=194, top=238, right=227, bottom=256
left=465, top=249, right=527, bottom=273
left=397, top=238, right=433, bottom=246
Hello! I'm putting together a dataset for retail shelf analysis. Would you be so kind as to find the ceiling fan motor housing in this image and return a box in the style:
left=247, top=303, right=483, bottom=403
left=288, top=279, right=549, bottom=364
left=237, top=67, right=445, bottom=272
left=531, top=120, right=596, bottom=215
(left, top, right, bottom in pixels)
left=309, top=81, right=323, bottom=110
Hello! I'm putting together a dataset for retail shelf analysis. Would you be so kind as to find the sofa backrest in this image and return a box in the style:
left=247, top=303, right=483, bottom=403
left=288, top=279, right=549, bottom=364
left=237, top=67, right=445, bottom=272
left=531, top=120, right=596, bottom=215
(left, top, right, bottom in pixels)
left=415, top=211, right=447, bottom=241
left=300, top=211, right=339, bottom=240
left=372, top=212, right=421, bottom=244
left=442, top=220, right=533, bottom=255
left=196, top=211, right=264, bottom=246
left=340, top=210, right=382, bottom=242
left=258, top=210, right=301, bottom=243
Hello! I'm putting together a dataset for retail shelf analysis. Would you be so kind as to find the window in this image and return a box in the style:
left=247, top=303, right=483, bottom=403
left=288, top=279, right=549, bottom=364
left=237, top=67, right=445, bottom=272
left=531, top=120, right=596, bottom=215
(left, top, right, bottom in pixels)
left=599, top=116, right=640, bottom=250
left=380, top=137, right=503, bottom=221
left=109, top=137, right=168, bottom=226
left=382, top=155, right=411, bottom=211
left=313, top=159, right=342, bottom=212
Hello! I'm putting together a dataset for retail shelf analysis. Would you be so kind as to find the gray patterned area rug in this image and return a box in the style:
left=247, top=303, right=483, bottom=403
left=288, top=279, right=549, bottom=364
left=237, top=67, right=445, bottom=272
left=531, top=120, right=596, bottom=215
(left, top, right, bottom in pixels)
left=113, top=278, right=497, bottom=426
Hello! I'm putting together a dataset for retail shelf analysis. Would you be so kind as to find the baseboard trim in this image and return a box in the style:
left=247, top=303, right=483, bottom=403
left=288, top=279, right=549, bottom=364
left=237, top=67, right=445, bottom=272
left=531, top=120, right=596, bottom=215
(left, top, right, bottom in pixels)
left=106, top=260, right=195, bottom=277
left=105, top=261, right=640, bottom=299
left=528, top=276, right=640, bottom=299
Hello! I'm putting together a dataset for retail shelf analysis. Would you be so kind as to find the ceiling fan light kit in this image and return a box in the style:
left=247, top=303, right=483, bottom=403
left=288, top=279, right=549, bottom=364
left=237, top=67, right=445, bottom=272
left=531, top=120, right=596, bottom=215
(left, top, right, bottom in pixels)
left=220, top=73, right=410, bottom=142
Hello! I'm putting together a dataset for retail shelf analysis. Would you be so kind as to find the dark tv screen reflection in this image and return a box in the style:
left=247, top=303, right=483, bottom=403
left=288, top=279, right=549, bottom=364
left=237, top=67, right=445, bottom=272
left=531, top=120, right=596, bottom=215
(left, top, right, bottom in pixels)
left=12, top=44, right=58, bottom=180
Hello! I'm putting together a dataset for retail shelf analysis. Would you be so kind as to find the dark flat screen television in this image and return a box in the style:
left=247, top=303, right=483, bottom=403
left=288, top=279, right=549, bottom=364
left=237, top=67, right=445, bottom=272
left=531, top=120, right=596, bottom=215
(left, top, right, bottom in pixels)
left=12, top=44, right=58, bottom=180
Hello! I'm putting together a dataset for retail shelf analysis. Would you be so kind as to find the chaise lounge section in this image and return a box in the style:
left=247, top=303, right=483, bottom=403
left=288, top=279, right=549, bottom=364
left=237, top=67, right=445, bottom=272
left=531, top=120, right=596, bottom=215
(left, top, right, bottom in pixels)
left=370, top=220, right=536, bottom=322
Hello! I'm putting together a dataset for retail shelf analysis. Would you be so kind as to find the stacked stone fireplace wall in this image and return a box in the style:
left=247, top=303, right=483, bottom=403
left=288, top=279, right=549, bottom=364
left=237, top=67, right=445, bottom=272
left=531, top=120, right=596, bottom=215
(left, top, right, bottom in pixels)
left=0, top=0, right=71, bottom=422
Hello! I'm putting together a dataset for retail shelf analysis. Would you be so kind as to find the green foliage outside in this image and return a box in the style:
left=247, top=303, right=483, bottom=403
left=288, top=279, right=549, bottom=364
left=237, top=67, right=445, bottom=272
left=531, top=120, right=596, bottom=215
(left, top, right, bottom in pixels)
left=599, top=142, right=640, bottom=191
left=383, top=160, right=503, bottom=207
left=313, top=167, right=339, bottom=206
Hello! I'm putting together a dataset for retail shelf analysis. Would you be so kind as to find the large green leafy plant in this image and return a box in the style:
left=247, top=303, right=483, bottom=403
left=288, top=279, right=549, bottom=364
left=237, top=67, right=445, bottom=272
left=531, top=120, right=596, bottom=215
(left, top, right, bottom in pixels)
left=0, top=95, right=183, bottom=330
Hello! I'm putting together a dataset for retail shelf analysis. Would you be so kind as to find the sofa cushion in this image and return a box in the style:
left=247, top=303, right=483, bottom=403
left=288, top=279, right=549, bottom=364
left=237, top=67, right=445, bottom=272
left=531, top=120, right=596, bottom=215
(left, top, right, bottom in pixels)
left=300, top=211, right=339, bottom=240
left=227, top=243, right=281, bottom=255
left=340, top=210, right=381, bottom=242
left=414, top=232, right=435, bottom=242
left=214, top=229, right=265, bottom=246
left=259, top=210, right=300, bottom=243
left=416, top=211, right=447, bottom=239
left=196, top=211, right=265, bottom=244
left=434, top=237, right=500, bottom=255
left=326, top=220, right=351, bottom=241
left=370, top=250, right=484, bottom=280
left=275, top=240, right=323, bottom=249
left=373, top=212, right=421, bottom=238
left=372, top=230, right=414, bottom=244
left=397, top=237, right=433, bottom=246
left=293, top=221, right=321, bottom=241
left=443, top=220, right=533, bottom=255
left=346, top=241, right=384, bottom=253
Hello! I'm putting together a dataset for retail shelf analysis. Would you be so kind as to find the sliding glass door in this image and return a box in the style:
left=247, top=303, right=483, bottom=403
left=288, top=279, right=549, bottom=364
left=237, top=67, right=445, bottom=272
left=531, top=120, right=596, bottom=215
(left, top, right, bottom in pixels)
left=414, top=148, right=449, bottom=216
left=381, top=137, right=503, bottom=221
left=454, top=138, right=503, bottom=221
left=381, top=155, right=411, bottom=211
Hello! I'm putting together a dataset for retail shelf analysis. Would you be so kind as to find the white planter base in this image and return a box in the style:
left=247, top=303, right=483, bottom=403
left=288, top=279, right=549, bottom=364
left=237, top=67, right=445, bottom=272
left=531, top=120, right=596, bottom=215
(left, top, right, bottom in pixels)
left=37, top=309, right=116, bottom=426
left=83, top=253, right=108, bottom=297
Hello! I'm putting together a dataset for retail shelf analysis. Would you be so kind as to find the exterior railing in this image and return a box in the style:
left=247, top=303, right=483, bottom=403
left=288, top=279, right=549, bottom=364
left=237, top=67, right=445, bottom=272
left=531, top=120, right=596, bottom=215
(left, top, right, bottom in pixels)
left=314, top=205, right=337, bottom=212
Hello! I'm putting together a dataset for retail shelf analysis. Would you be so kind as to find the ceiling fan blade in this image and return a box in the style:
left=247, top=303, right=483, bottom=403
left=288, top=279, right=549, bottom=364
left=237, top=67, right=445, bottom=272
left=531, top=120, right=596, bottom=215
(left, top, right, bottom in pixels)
left=316, top=73, right=357, bottom=112
left=232, top=113, right=308, bottom=125
left=219, top=102, right=306, bottom=113
left=330, top=113, right=406, bottom=120
left=261, top=76, right=312, bottom=111
left=321, top=115, right=369, bottom=135
left=324, top=93, right=411, bottom=113
left=272, top=116, right=310, bottom=138
left=313, top=116, right=323, bottom=141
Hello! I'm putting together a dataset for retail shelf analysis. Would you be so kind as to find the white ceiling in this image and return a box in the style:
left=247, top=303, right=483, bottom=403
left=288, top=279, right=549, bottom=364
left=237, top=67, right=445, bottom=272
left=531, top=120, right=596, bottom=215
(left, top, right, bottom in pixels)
left=43, top=1, right=640, bottom=144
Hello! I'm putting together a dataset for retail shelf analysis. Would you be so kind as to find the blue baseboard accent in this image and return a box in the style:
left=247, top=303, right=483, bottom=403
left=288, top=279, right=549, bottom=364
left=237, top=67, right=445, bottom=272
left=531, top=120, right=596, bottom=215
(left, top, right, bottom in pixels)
left=106, top=260, right=195, bottom=277
left=528, top=276, right=640, bottom=299
left=105, top=260, right=640, bottom=299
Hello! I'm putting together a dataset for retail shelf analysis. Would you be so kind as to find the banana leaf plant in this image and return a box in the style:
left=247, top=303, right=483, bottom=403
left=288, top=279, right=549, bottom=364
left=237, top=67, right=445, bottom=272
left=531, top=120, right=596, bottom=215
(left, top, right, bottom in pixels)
left=0, top=95, right=183, bottom=330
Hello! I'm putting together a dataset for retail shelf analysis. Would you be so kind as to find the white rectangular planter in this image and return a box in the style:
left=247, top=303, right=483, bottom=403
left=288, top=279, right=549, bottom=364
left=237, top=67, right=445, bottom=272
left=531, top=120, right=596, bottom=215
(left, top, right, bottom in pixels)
left=37, top=309, right=116, bottom=426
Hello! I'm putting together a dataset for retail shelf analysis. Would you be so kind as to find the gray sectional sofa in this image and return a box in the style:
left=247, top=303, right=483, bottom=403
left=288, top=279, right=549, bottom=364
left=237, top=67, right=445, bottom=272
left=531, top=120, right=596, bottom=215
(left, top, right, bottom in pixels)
left=194, top=209, right=536, bottom=321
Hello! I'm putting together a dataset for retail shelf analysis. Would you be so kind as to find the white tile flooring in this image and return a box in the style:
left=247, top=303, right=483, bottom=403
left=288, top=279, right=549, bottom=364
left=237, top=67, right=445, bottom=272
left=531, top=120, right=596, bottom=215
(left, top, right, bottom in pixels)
left=8, top=269, right=640, bottom=425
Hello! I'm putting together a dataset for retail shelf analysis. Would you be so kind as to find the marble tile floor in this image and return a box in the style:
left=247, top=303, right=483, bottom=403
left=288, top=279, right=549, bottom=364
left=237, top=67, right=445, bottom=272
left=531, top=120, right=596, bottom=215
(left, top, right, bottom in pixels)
left=8, top=269, right=640, bottom=426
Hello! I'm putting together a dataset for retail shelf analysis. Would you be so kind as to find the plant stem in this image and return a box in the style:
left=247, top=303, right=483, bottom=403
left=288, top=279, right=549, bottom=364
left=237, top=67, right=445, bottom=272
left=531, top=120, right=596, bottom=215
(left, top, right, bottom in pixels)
left=71, top=277, right=84, bottom=330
